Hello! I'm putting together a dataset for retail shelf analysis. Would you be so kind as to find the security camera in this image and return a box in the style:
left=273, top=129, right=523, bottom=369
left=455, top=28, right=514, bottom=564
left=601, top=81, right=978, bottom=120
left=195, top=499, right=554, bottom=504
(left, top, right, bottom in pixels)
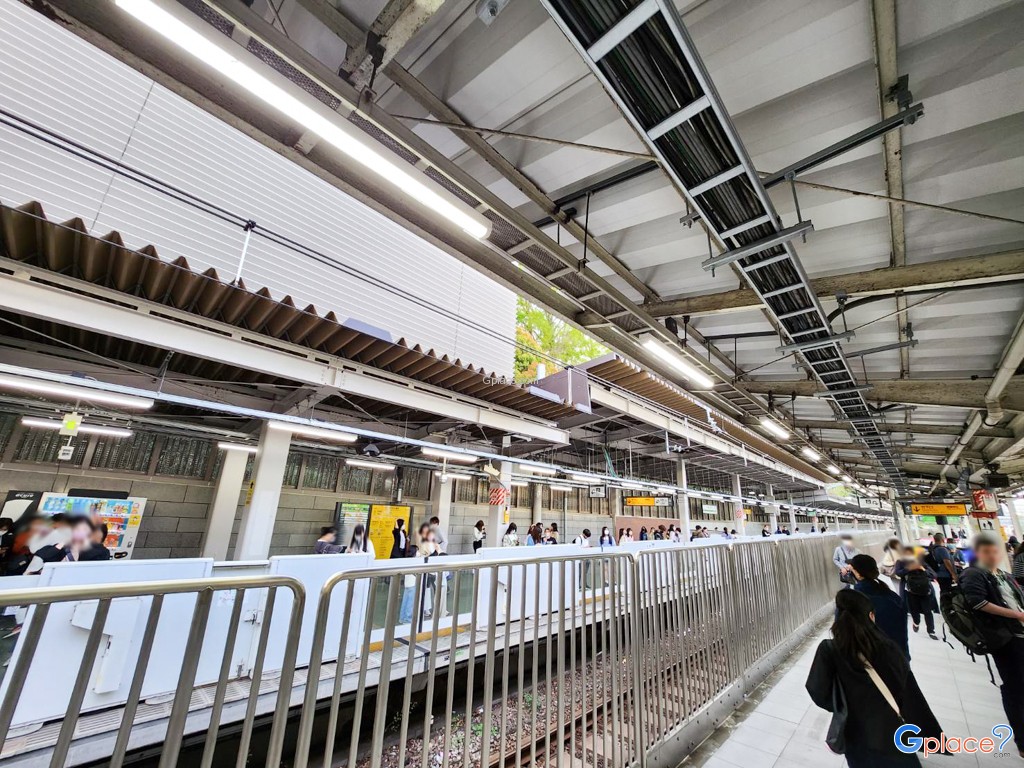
left=362, top=443, right=381, bottom=457
left=476, top=0, right=510, bottom=25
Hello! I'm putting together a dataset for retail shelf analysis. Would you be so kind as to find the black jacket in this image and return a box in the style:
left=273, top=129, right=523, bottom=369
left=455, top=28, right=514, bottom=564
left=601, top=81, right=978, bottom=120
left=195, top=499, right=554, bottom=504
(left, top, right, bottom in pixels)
left=960, top=565, right=1024, bottom=650
left=806, top=638, right=942, bottom=756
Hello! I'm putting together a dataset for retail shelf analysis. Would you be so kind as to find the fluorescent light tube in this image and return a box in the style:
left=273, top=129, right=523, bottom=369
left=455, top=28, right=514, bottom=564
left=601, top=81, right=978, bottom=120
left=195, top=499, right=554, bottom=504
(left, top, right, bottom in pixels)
left=510, top=480, right=530, bottom=487
left=641, top=338, right=715, bottom=389
left=826, top=464, right=840, bottom=474
left=269, top=421, right=358, bottom=442
left=346, top=458, right=396, bottom=471
left=549, top=484, right=572, bottom=492
left=841, top=475, right=852, bottom=483
left=518, top=463, right=557, bottom=475
left=759, top=417, right=790, bottom=440
left=22, top=417, right=133, bottom=438
left=114, top=0, right=490, bottom=239
left=421, top=446, right=478, bottom=463
left=801, top=446, right=821, bottom=461
left=0, top=373, right=153, bottom=409
left=656, top=486, right=677, bottom=495
left=433, top=471, right=474, bottom=481
left=569, top=473, right=602, bottom=484
left=218, top=442, right=258, bottom=453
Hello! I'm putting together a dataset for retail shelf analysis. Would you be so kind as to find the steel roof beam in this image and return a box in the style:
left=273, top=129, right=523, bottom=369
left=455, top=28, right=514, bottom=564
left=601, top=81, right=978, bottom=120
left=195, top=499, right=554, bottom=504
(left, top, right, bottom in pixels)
left=636, top=249, right=1024, bottom=318
left=745, top=379, right=1024, bottom=410
left=789, top=419, right=1014, bottom=439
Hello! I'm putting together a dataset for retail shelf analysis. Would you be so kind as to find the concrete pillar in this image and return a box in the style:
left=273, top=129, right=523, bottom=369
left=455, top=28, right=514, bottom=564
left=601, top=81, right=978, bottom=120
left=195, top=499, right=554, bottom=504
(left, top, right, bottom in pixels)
left=487, top=461, right=512, bottom=547
left=677, top=459, right=691, bottom=541
left=731, top=474, right=744, bottom=535
left=531, top=482, right=544, bottom=524
left=234, top=423, right=291, bottom=560
left=766, top=484, right=779, bottom=532
left=430, top=475, right=454, bottom=552
left=787, top=493, right=797, bottom=531
left=201, top=445, right=249, bottom=560
left=612, top=486, right=624, bottom=520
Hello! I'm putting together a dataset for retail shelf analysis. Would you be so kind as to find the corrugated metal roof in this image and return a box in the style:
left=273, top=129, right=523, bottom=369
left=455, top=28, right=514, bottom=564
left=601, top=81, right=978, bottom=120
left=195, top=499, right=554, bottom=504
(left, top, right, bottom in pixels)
left=0, top=200, right=576, bottom=422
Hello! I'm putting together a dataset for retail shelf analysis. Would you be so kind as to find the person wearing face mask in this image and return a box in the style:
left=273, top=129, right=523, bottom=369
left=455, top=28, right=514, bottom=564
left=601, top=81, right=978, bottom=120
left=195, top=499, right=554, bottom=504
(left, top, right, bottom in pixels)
left=598, top=527, right=615, bottom=546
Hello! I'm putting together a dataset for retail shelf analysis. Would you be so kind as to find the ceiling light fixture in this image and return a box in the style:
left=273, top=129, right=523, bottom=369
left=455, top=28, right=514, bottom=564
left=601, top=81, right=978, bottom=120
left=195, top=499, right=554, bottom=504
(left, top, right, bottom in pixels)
left=518, top=463, right=557, bottom=475
left=569, top=473, right=602, bottom=484
left=269, top=421, right=358, bottom=442
left=826, top=464, right=840, bottom=474
left=801, top=446, right=822, bottom=461
left=549, top=484, right=572, bottom=492
left=21, top=417, right=133, bottom=438
left=841, top=475, right=852, bottom=483
left=218, top=442, right=258, bottom=454
left=759, top=417, right=790, bottom=440
left=114, top=0, right=490, bottom=239
left=0, top=373, right=154, bottom=409
left=346, top=458, right=396, bottom=471
left=641, top=338, right=715, bottom=389
left=421, top=446, right=478, bottom=463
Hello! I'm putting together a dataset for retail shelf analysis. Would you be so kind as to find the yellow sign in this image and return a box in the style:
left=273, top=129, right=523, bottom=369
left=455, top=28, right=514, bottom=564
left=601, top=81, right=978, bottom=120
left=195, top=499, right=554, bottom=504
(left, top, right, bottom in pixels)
left=368, top=504, right=411, bottom=560
left=625, top=496, right=655, bottom=506
left=909, top=503, right=968, bottom=516
left=60, top=411, right=82, bottom=436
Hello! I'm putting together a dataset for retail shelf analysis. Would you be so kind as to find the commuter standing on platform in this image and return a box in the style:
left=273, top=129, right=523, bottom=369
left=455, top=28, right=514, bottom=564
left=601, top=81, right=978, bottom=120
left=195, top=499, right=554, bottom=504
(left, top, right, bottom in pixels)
left=526, top=523, right=544, bottom=546
left=314, top=526, right=342, bottom=554
left=429, top=516, right=447, bottom=554
left=850, top=554, right=910, bottom=659
left=501, top=522, right=519, bottom=547
left=400, top=523, right=437, bottom=623
left=894, top=547, right=938, bottom=639
left=806, top=589, right=941, bottom=767
left=927, top=533, right=958, bottom=596
left=833, top=535, right=858, bottom=587
left=1013, top=540, right=1024, bottom=586
left=598, top=526, right=615, bottom=546
left=573, top=529, right=591, bottom=547
left=961, top=532, right=1024, bottom=757
left=549, top=522, right=559, bottom=543
left=472, top=520, right=486, bottom=552
left=390, top=518, right=408, bottom=558
left=348, top=524, right=375, bottom=557
left=761, top=524, right=771, bottom=537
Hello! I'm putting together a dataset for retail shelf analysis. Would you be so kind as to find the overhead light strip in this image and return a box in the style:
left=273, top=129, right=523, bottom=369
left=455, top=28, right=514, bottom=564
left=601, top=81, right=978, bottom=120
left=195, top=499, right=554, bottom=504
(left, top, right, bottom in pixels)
left=21, top=417, right=133, bottom=438
left=0, top=372, right=153, bottom=409
left=114, top=0, right=490, bottom=239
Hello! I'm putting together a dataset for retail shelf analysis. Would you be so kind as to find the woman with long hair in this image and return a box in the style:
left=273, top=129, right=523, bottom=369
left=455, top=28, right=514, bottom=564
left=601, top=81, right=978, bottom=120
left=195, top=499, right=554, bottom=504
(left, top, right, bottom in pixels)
left=501, top=522, right=519, bottom=547
left=1013, top=540, right=1024, bottom=586
left=348, top=524, right=375, bottom=557
left=850, top=554, right=910, bottom=658
left=806, top=590, right=941, bottom=767
left=472, top=520, right=486, bottom=552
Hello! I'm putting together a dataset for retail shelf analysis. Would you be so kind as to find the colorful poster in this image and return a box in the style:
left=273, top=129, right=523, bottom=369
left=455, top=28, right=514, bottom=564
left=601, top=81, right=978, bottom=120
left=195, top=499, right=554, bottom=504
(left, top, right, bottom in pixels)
left=334, top=502, right=370, bottom=551
left=972, top=489, right=998, bottom=513
left=38, top=493, right=147, bottom=559
left=368, top=504, right=412, bottom=560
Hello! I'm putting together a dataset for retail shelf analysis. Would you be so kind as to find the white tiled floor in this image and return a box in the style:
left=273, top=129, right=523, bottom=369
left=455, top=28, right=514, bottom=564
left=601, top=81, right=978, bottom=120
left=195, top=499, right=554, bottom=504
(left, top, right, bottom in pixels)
left=692, top=622, right=1015, bottom=768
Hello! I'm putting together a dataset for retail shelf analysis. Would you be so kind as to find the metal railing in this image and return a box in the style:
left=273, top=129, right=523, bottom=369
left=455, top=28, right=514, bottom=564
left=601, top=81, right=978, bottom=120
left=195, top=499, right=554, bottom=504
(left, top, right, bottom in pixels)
left=0, top=575, right=304, bottom=768
left=0, top=533, right=886, bottom=767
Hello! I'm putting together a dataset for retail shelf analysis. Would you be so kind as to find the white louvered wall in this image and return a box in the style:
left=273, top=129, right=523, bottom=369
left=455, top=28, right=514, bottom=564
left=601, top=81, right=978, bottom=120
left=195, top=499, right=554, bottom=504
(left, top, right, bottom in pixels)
left=0, top=0, right=515, bottom=377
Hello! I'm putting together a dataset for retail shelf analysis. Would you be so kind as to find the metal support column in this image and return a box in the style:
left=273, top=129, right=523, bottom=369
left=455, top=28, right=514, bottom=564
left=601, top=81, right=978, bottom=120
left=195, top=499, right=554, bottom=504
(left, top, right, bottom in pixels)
left=488, top=462, right=512, bottom=548
left=731, top=474, right=744, bottom=535
left=766, top=483, right=779, bottom=532
left=677, top=459, right=691, bottom=541
left=234, top=423, right=290, bottom=560
left=430, top=475, right=454, bottom=551
left=202, top=445, right=249, bottom=560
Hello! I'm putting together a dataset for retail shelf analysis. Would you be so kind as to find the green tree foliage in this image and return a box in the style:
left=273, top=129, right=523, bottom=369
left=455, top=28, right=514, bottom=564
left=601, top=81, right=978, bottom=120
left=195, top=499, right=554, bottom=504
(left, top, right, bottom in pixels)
left=514, top=297, right=607, bottom=383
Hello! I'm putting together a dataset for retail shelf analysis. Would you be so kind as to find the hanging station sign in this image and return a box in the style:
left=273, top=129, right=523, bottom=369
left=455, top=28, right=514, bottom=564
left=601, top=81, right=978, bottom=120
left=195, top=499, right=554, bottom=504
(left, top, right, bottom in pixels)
left=909, top=502, right=968, bottom=517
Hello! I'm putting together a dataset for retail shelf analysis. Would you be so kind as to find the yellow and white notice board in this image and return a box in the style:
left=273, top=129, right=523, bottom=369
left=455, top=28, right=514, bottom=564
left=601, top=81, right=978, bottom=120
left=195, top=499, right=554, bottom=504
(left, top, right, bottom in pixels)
left=368, top=503, right=412, bottom=559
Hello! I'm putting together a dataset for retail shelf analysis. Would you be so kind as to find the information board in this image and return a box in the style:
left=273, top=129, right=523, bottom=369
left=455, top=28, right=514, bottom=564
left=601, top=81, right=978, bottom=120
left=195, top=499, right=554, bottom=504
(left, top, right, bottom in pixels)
left=368, top=503, right=412, bottom=560
left=38, top=493, right=146, bottom=558
left=909, top=502, right=968, bottom=516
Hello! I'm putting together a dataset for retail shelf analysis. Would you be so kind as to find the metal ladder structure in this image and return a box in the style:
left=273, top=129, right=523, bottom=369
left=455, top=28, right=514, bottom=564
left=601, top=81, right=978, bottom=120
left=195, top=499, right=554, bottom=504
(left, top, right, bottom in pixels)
left=539, top=0, right=905, bottom=489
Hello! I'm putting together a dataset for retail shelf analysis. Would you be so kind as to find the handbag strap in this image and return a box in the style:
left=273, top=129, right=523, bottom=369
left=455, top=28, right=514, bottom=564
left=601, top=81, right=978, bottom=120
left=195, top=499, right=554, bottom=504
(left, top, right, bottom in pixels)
left=858, top=654, right=901, bottom=718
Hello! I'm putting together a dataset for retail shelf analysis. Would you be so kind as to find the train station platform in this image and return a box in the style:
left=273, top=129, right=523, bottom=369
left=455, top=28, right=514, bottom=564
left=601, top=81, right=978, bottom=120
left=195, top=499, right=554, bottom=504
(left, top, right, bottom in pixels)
left=688, top=613, right=1011, bottom=768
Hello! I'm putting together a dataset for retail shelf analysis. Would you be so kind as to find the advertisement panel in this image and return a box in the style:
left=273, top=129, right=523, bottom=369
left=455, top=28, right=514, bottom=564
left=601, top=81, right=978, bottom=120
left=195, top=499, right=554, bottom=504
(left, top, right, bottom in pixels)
left=368, top=503, right=412, bottom=560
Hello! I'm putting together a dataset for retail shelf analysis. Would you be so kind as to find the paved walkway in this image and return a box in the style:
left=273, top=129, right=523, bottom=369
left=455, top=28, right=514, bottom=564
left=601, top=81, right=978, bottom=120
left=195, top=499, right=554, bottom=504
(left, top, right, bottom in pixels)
left=686, top=615, right=1013, bottom=768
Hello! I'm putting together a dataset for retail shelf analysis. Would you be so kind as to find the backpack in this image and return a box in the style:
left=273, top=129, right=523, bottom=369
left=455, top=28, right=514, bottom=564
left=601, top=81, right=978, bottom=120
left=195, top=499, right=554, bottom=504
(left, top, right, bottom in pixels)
left=939, top=588, right=990, bottom=656
left=905, top=569, right=932, bottom=597
left=923, top=545, right=940, bottom=571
